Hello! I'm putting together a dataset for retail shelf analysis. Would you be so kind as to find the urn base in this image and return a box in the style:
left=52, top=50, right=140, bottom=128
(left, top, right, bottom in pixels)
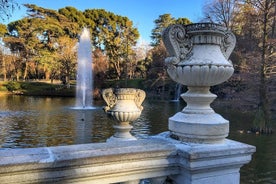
left=107, top=124, right=137, bottom=142
left=107, top=135, right=137, bottom=142
left=169, top=112, right=229, bottom=144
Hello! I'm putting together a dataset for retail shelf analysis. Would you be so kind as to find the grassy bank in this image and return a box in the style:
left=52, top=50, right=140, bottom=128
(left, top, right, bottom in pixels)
left=0, top=79, right=179, bottom=102
left=0, top=79, right=146, bottom=97
left=0, top=81, right=75, bottom=97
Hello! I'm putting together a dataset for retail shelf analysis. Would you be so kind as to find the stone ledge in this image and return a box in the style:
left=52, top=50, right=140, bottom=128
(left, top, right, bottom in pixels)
left=0, top=139, right=178, bottom=184
left=0, top=134, right=255, bottom=184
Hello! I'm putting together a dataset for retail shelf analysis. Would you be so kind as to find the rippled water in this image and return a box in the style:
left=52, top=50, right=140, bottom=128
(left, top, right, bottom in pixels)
left=0, top=95, right=275, bottom=183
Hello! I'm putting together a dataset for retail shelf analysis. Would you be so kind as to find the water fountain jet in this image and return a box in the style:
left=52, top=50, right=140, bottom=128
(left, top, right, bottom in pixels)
left=73, top=28, right=96, bottom=110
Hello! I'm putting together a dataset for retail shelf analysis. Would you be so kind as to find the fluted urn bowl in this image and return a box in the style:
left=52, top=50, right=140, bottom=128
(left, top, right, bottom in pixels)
left=107, top=89, right=142, bottom=122
left=163, top=23, right=235, bottom=86
left=103, top=88, right=145, bottom=123
left=108, top=110, right=141, bottom=123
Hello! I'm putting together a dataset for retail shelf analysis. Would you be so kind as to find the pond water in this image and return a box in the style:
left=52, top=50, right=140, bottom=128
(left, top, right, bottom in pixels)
left=0, top=95, right=275, bottom=183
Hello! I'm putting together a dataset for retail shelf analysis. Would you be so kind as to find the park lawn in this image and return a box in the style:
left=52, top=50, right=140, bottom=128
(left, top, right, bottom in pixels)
left=0, top=81, right=75, bottom=97
left=0, top=79, right=145, bottom=97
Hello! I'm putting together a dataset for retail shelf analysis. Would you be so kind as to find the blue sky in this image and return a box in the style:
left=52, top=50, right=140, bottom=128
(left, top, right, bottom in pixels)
left=3, top=0, right=206, bottom=43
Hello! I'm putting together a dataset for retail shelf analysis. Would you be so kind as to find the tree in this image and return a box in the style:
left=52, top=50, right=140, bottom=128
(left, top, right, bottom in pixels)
left=93, top=48, right=109, bottom=88
left=148, top=14, right=192, bottom=97
left=55, top=36, right=77, bottom=86
left=147, top=41, right=167, bottom=84
left=151, top=14, right=192, bottom=46
left=3, top=4, right=143, bottom=82
left=24, top=4, right=80, bottom=82
left=0, top=23, right=7, bottom=36
left=151, top=14, right=175, bottom=46
left=248, top=0, right=275, bottom=129
left=1, top=53, right=15, bottom=80
left=234, top=0, right=275, bottom=131
left=23, top=4, right=79, bottom=40
left=3, top=29, right=30, bottom=80
left=175, top=17, right=192, bottom=25
left=203, top=0, right=275, bottom=131
left=0, top=24, right=7, bottom=80
left=131, top=41, right=152, bottom=78
left=60, top=8, right=140, bottom=80
left=4, top=4, right=80, bottom=81
left=58, top=6, right=87, bottom=28
left=202, top=0, right=238, bottom=29
left=145, top=41, right=169, bottom=99
left=105, top=19, right=139, bottom=80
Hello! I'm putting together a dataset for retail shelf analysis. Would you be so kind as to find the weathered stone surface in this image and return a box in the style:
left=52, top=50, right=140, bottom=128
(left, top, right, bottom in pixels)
left=162, top=23, right=236, bottom=143
left=0, top=139, right=177, bottom=184
left=155, top=132, right=256, bottom=184
left=102, top=88, right=146, bottom=141
left=169, top=112, right=229, bottom=143
left=0, top=135, right=255, bottom=184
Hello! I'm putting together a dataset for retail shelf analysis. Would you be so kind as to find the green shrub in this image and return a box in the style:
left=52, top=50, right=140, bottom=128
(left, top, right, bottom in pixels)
left=6, top=81, right=21, bottom=91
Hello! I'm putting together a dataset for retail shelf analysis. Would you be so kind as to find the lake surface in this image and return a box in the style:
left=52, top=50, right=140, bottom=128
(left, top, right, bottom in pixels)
left=0, top=95, right=275, bottom=183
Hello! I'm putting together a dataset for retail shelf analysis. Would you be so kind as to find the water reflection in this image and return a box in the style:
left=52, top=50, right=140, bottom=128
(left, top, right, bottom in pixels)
left=132, top=100, right=183, bottom=138
left=215, top=105, right=276, bottom=184
left=0, top=95, right=275, bottom=183
left=0, top=96, right=114, bottom=147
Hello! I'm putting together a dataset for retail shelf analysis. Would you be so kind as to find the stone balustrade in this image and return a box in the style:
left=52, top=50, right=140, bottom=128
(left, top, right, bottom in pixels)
left=0, top=132, right=255, bottom=184
left=0, top=137, right=177, bottom=184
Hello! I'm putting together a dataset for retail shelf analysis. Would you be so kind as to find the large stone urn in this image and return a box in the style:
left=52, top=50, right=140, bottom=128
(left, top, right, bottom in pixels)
left=102, top=88, right=146, bottom=141
left=162, top=23, right=236, bottom=143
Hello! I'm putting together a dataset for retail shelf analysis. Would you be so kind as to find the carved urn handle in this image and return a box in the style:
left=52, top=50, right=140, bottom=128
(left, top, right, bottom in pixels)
left=162, top=24, right=192, bottom=65
left=102, top=88, right=117, bottom=112
left=134, top=89, right=146, bottom=111
left=222, top=31, right=236, bottom=60
left=162, top=23, right=236, bottom=64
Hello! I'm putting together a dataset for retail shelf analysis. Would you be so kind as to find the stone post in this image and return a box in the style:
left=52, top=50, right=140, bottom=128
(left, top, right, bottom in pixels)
left=162, top=23, right=255, bottom=184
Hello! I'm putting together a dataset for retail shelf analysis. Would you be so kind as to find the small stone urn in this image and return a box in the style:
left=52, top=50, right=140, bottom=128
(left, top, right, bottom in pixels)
left=102, top=88, right=146, bottom=141
left=162, top=23, right=236, bottom=143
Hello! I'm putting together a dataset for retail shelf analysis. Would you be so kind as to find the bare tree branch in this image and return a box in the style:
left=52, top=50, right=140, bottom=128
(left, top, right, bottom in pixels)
left=0, top=0, right=19, bottom=22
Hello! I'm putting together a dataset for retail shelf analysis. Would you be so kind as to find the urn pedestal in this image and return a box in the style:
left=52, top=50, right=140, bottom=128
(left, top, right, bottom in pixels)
left=162, top=23, right=236, bottom=143
left=102, top=88, right=146, bottom=142
left=160, top=23, right=255, bottom=184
